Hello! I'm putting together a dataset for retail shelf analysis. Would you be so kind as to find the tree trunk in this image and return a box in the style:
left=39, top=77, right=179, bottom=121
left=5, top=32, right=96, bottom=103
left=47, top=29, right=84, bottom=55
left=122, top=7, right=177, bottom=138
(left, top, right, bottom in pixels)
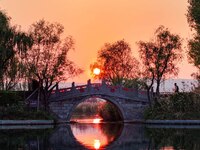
left=147, top=88, right=152, bottom=108
left=43, top=90, right=47, bottom=111
left=155, top=79, right=161, bottom=103
left=37, top=86, right=40, bottom=111
left=43, top=89, right=50, bottom=112
left=156, top=80, right=161, bottom=95
left=37, top=80, right=42, bottom=111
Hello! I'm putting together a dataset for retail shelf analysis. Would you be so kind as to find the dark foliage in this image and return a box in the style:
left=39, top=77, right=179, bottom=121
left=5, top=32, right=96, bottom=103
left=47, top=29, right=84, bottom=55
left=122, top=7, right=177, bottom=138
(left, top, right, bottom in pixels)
left=99, top=102, right=122, bottom=121
left=144, top=92, right=200, bottom=120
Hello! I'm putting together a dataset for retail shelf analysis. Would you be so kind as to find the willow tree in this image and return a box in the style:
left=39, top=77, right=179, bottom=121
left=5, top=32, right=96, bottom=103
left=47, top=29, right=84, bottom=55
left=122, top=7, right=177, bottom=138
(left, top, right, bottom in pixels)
left=27, top=20, right=82, bottom=110
left=0, top=10, right=32, bottom=90
left=187, top=0, right=200, bottom=80
left=91, top=40, right=139, bottom=86
left=138, top=26, right=182, bottom=101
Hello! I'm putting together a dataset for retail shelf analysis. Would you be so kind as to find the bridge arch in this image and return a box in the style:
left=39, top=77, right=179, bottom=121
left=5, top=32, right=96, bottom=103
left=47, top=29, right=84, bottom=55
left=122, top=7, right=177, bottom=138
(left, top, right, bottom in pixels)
left=67, top=94, right=125, bottom=121
left=49, top=80, right=149, bottom=122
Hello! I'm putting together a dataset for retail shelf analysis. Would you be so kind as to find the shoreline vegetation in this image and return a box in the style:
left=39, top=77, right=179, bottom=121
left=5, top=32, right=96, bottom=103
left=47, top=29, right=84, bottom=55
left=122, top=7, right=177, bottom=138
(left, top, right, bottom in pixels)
left=145, top=92, right=200, bottom=120
left=1, top=91, right=200, bottom=123
left=0, top=91, right=55, bottom=121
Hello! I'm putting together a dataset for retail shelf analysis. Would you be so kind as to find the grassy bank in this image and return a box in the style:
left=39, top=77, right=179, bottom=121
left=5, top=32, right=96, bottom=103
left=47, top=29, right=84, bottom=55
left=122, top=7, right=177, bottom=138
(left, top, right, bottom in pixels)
left=145, top=92, right=200, bottom=120
left=0, top=91, right=54, bottom=120
left=0, top=107, right=54, bottom=120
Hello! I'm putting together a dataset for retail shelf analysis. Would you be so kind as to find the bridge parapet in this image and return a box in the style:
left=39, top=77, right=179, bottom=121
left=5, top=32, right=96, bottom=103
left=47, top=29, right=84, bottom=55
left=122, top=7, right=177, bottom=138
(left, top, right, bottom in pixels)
left=49, top=80, right=148, bottom=102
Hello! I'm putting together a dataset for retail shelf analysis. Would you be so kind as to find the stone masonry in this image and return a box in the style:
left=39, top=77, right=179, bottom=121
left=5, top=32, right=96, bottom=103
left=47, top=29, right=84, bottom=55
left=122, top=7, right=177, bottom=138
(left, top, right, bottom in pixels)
left=49, top=80, right=150, bottom=122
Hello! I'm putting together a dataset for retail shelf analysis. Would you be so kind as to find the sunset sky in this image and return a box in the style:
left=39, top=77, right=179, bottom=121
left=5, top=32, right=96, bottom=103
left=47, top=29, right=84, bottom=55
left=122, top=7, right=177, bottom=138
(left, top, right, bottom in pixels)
left=0, top=0, right=197, bottom=83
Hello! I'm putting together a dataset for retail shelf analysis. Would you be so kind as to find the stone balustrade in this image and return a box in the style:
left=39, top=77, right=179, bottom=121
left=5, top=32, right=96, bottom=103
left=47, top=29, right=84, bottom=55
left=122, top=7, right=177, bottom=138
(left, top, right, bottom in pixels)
left=50, top=79, right=148, bottom=103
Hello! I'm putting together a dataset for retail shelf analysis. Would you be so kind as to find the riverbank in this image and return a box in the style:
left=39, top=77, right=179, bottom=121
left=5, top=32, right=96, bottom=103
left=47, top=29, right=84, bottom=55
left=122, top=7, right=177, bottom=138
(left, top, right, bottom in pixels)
left=123, top=119, right=200, bottom=125
left=144, top=92, right=200, bottom=120
left=0, top=105, right=56, bottom=120
left=1, top=119, right=200, bottom=125
left=0, top=120, right=54, bottom=125
left=0, top=124, right=54, bottom=129
left=145, top=120, right=200, bottom=125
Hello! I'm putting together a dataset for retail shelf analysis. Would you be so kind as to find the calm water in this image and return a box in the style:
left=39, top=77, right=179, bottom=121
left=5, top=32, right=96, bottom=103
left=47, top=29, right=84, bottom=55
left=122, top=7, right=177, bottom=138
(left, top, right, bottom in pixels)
left=0, top=123, right=200, bottom=150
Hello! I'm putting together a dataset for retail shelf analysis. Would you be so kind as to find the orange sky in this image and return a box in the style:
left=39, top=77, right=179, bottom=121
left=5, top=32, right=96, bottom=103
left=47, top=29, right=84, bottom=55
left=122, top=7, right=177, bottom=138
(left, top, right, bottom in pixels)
left=0, top=0, right=197, bottom=83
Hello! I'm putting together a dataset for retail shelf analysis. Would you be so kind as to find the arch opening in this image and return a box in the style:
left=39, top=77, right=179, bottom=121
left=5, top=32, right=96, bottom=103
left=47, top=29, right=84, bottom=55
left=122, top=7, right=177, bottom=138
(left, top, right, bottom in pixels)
left=70, top=96, right=123, bottom=123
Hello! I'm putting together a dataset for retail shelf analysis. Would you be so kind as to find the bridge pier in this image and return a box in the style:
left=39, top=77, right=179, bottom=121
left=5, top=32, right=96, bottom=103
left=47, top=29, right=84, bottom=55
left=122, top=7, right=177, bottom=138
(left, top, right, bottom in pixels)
left=49, top=101, right=73, bottom=121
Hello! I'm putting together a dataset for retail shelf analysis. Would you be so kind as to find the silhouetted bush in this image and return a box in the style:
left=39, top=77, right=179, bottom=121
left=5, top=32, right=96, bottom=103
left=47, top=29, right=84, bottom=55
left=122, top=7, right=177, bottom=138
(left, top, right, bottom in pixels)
left=144, top=92, right=200, bottom=119
left=0, top=91, right=55, bottom=120
left=0, top=91, right=23, bottom=107
left=71, top=102, right=100, bottom=117
left=99, top=102, right=122, bottom=121
left=0, top=106, right=55, bottom=120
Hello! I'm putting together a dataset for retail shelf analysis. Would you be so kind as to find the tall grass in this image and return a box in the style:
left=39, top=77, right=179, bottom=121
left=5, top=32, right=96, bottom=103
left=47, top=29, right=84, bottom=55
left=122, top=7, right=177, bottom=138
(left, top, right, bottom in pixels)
left=144, top=92, right=200, bottom=120
left=99, top=102, right=122, bottom=121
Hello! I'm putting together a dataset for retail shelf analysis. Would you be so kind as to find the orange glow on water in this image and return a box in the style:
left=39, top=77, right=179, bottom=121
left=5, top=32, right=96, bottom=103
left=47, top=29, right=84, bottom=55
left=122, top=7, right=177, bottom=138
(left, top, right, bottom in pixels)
left=71, top=124, right=109, bottom=149
left=160, top=146, right=175, bottom=150
left=93, top=118, right=101, bottom=124
left=71, top=118, right=102, bottom=123
left=94, top=139, right=101, bottom=149
left=70, top=123, right=122, bottom=149
left=93, top=68, right=101, bottom=75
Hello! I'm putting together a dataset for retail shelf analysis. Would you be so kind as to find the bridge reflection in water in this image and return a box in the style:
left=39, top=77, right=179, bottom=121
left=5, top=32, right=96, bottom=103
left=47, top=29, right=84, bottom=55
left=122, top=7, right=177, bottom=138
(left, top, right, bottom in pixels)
left=49, top=123, right=149, bottom=150
left=1, top=123, right=200, bottom=149
left=70, top=123, right=123, bottom=149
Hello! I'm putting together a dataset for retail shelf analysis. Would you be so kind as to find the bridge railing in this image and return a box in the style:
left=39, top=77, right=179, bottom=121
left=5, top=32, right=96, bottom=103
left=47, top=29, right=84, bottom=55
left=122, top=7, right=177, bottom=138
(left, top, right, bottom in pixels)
left=50, top=80, right=148, bottom=102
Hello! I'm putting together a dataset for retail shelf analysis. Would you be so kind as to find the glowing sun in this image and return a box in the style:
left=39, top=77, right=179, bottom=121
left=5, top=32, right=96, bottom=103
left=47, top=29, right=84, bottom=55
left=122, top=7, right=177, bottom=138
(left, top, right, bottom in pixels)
left=93, top=68, right=101, bottom=75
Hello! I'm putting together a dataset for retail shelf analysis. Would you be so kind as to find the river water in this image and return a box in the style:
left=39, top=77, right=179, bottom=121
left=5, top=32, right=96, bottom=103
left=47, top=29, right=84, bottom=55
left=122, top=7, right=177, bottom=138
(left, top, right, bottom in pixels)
left=0, top=123, right=200, bottom=150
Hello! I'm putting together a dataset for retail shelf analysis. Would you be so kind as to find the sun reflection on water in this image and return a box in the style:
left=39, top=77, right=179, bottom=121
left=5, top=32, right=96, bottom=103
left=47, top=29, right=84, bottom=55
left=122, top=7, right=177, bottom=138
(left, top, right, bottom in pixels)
left=71, top=123, right=123, bottom=149
left=94, top=139, right=101, bottom=149
left=160, top=146, right=174, bottom=150
left=93, top=118, right=101, bottom=124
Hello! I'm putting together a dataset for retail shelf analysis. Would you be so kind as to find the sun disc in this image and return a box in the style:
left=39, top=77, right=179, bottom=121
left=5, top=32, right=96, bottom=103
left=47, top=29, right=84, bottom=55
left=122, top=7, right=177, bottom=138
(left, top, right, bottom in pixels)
left=93, top=68, right=101, bottom=75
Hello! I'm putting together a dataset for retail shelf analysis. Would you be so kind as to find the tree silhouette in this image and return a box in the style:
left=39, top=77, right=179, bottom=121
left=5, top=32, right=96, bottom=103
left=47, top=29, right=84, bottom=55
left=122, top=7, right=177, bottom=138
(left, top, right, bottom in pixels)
left=91, top=40, right=139, bottom=86
left=187, top=0, right=200, bottom=80
left=0, top=10, right=32, bottom=90
left=138, top=26, right=182, bottom=101
left=27, top=20, right=83, bottom=110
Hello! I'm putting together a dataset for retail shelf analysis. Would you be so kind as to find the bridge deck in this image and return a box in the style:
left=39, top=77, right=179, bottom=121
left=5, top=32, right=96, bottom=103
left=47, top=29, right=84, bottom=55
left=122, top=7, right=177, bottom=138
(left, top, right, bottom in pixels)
left=50, top=81, right=148, bottom=102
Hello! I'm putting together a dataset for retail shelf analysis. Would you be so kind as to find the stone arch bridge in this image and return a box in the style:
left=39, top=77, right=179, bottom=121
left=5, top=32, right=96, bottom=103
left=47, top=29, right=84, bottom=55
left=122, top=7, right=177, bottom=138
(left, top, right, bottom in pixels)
left=49, top=80, right=150, bottom=122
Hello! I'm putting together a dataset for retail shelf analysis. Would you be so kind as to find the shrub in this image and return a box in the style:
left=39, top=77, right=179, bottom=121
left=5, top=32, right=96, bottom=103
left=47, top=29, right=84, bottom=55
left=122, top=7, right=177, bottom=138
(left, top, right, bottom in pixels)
left=0, top=91, right=23, bottom=107
left=144, top=92, right=200, bottom=120
left=0, top=107, right=54, bottom=120
left=170, top=93, right=193, bottom=112
left=99, top=102, right=122, bottom=121
left=0, top=91, right=55, bottom=120
left=72, top=102, right=100, bottom=117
